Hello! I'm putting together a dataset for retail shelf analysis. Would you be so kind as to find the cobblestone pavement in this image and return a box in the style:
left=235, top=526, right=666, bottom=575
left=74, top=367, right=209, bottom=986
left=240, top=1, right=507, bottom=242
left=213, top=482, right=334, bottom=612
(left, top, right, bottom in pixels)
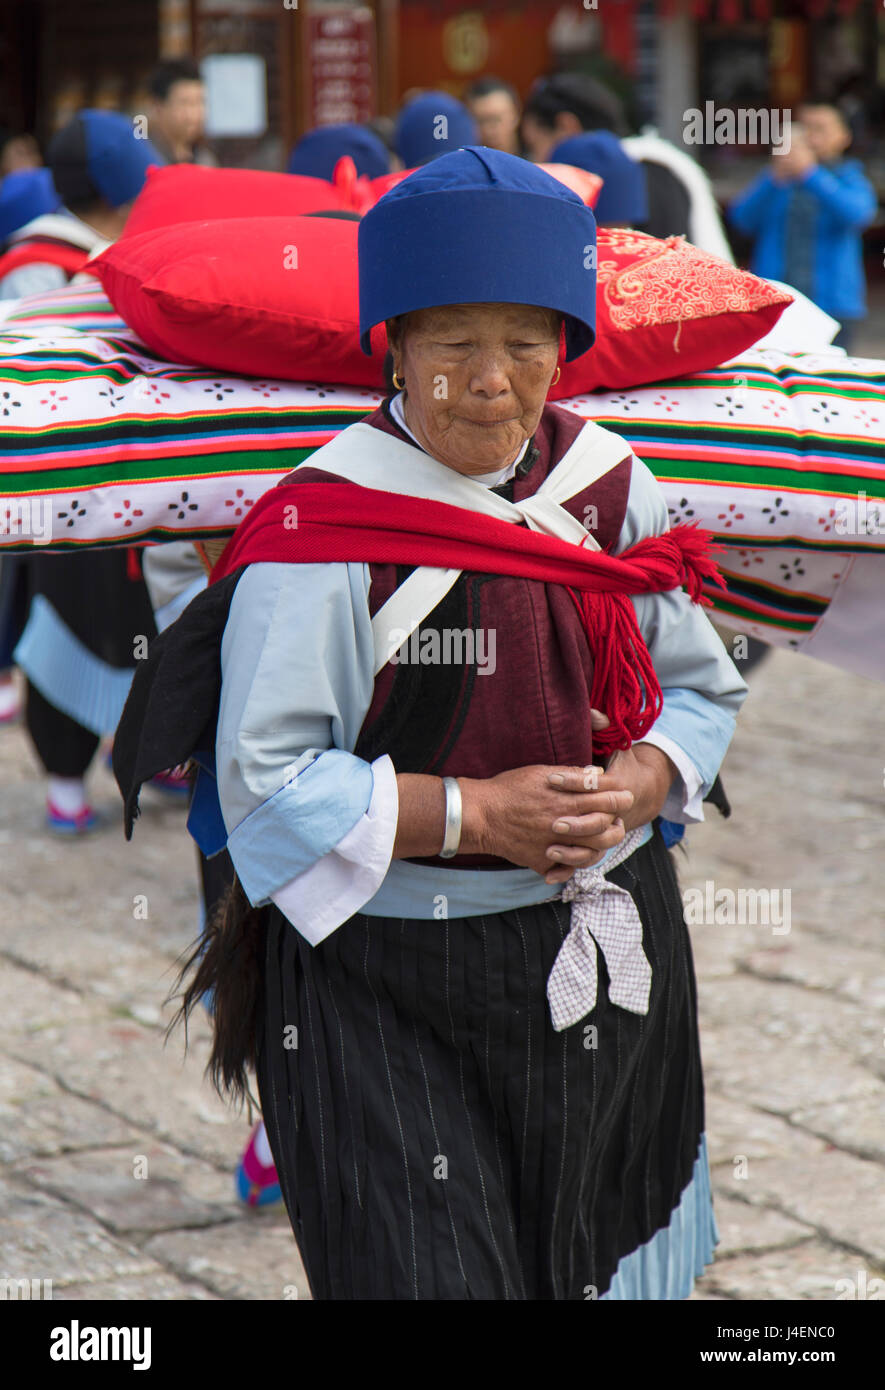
left=0, top=644, right=883, bottom=1302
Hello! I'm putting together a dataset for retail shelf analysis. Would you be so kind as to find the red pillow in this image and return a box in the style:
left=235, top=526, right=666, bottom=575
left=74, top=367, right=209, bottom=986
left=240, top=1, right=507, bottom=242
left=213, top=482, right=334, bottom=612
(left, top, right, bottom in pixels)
left=93, top=216, right=387, bottom=386
left=94, top=217, right=790, bottom=396
left=122, top=163, right=350, bottom=239
left=549, top=229, right=792, bottom=398
left=539, top=163, right=602, bottom=208
left=356, top=162, right=602, bottom=214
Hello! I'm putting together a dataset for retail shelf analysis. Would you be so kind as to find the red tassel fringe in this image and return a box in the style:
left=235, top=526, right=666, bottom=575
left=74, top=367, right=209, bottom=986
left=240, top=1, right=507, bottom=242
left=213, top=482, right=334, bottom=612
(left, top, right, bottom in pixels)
left=567, top=525, right=726, bottom=754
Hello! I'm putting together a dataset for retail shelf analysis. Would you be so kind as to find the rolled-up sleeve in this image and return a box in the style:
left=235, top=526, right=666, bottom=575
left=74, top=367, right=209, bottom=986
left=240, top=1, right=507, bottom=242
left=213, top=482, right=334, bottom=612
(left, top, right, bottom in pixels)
left=216, top=560, right=398, bottom=933
left=613, top=457, right=748, bottom=818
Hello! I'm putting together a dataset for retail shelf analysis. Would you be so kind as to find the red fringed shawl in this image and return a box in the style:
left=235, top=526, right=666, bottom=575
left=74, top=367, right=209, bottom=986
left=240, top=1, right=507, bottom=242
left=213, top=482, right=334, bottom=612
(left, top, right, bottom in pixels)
left=210, top=480, right=725, bottom=755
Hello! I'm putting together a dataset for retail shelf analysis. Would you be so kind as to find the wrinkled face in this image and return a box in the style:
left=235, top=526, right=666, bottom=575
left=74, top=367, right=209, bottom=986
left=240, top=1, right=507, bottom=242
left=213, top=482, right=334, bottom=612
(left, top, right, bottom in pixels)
left=387, top=302, right=562, bottom=476
left=154, top=79, right=206, bottom=146
left=468, top=93, right=521, bottom=152
left=797, top=106, right=850, bottom=162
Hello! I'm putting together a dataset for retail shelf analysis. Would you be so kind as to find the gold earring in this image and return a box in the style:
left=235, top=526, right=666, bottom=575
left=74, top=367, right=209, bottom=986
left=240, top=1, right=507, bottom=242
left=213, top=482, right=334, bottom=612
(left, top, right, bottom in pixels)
left=552, top=366, right=561, bottom=386
left=392, top=371, right=405, bottom=390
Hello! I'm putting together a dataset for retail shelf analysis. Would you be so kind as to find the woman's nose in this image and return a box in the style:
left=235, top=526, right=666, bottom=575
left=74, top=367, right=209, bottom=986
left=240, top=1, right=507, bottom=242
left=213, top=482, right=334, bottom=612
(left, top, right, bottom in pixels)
left=469, top=352, right=511, bottom=395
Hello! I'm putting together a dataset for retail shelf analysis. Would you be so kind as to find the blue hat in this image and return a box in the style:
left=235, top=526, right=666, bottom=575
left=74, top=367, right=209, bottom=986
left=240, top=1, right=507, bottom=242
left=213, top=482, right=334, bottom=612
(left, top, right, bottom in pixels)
left=0, top=168, right=61, bottom=239
left=394, top=92, right=479, bottom=168
left=287, top=124, right=390, bottom=181
left=551, top=132, right=648, bottom=227
left=47, top=110, right=163, bottom=210
left=358, top=145, right=596, bottom=360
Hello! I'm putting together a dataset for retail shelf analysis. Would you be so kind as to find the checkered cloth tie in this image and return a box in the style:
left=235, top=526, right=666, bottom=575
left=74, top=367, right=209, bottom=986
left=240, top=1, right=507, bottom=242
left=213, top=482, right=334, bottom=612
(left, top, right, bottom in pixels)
left=547, top=828, right=653, bottom=1032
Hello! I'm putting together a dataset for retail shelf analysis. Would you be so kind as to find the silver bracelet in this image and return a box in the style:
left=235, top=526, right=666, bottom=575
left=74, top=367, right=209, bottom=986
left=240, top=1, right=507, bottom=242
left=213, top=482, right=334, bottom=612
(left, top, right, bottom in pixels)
left=439, top=777, right=463, bottom=859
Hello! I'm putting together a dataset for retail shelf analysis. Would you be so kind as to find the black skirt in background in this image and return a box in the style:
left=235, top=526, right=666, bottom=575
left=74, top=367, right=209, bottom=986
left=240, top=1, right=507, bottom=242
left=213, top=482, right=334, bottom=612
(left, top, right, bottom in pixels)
left=256, top=826, right=707, bottom=1301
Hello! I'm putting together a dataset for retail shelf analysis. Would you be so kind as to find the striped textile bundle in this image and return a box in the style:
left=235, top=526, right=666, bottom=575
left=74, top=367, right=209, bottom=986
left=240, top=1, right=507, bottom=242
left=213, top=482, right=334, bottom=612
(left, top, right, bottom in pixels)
left=0, top=278, right=130, bottom=335
left=0, top=317, right=882, bottom=660
left=588, top=348, right=885, bottom=647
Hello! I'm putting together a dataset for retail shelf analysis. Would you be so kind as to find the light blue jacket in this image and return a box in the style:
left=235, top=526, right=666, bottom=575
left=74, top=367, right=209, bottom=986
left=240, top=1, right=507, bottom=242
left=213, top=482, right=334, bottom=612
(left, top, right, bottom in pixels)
left=215, top=457, right=748, bottom=923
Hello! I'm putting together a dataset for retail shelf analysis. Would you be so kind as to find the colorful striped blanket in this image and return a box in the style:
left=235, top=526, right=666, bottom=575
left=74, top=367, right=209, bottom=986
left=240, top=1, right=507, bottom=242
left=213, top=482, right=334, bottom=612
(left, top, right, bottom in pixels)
left=1, top=283, right=883, bottom=668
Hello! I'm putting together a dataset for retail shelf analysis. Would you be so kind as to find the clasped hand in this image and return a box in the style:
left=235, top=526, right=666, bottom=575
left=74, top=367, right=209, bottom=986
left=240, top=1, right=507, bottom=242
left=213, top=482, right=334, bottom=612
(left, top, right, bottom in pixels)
left=461, top=716, right=677, bottom=884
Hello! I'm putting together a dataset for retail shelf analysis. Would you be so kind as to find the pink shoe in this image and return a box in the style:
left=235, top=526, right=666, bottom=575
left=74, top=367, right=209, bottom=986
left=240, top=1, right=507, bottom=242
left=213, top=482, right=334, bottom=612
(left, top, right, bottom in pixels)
left=149, top=766, right=192, bottom=798
left=235, top=1124, right=282, bottom=1208
left=46, top=800, right=98, bottom=835
left=0, top=686, right=20, bottom=723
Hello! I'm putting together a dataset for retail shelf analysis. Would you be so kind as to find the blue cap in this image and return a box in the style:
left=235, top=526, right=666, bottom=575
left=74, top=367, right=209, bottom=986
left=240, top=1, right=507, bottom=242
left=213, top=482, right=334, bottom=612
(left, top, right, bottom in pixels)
left=47, top=110, right=163, bottom=210
left=0, top=168, right=61, bottom=239
left=551, top=132, right=648, bottom=227
left=358, top=145, right=596, bottom=360
left=394, top=92, right=479, bottom=168
left=287, top=124, right=390, bottom=181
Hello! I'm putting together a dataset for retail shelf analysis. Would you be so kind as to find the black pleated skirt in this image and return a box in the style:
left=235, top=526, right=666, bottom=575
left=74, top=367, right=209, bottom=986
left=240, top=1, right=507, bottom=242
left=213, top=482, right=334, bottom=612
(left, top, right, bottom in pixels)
left=256, top=825, right=706, bottom=1300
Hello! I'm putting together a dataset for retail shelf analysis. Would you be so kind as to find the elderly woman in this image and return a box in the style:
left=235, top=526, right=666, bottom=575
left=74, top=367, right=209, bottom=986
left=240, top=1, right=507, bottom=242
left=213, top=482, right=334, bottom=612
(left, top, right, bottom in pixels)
left=116, top=148, right=746, bottom=1300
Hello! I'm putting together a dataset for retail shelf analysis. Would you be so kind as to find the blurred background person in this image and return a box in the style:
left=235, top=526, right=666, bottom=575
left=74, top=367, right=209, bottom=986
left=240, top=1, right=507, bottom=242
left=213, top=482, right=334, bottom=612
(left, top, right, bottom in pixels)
left=6, top=109, right=164, bottom=834
left=394, top=90, right=478, bottom=168
left=522, top=71, right=733, bottom=261
left=0, top=110, right=162, bottom=300
left=727, top=102, right=878, bottom=355
left=0, top=154, right=57, bottom=724
left=521, top=72, right=626, bottom=162
left=0, top=166, right=61, bottom=261
left=463, top=75, right=524, bottom=157
left=287, top=122, right=390, bottom=181
left=0, top=128, right=43, bottom=178
left=146, top=57, right=216, bottom=167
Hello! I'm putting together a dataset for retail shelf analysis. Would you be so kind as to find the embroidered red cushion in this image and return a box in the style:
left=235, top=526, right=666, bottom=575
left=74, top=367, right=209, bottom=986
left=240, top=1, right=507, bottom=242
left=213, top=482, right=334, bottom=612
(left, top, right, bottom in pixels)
left=93, top=215, right=387, bottom=386
left=121, top=163, right=350, bottom=239
left=549, top=229, right=792, bottom=398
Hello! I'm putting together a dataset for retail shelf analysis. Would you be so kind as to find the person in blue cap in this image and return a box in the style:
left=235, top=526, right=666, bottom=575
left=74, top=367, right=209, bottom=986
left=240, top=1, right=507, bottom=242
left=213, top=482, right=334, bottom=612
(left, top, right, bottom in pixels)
left=287, top=123, right=390, bottom=181
left=115, top=147, right=746, bottom=1300
left=522, top=72, right=734, bottom=259
left=550, top=130, right=649, bottom=228
left=394, top=90, right=479, bottom=168
left=6, top=109, right=164, bottom=835
left=0, top=109, right=163, bottom=300
left=0, top=164, right=65, bottom=297
left=0, top=170, right=61, bottom=722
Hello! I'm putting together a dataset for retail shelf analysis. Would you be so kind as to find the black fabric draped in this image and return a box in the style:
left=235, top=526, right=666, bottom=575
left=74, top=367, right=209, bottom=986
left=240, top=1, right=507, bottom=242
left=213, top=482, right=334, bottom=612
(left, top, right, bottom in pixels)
left=257, top=825, right=704, bottom=1301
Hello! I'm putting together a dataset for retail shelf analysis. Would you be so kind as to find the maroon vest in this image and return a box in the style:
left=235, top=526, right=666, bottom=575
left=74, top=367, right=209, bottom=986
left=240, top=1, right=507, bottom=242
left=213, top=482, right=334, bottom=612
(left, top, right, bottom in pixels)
left=284, top=401, right=632, bottom=869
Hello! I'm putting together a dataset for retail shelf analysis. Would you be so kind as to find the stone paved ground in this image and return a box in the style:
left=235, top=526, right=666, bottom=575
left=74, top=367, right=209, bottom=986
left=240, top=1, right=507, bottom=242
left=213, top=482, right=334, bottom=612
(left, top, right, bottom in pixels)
left=0, top=644, right=883, bottom=1302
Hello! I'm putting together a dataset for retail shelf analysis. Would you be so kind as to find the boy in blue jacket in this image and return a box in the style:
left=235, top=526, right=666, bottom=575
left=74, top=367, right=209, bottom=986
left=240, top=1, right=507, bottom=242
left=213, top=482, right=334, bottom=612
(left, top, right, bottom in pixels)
left=728, top=102, right=877, bottom=355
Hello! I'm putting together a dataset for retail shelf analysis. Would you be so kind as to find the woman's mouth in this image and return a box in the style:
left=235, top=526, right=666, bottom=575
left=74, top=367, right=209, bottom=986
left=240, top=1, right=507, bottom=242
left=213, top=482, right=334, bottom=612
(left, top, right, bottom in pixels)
left=459, top=416, right=517, bottom=429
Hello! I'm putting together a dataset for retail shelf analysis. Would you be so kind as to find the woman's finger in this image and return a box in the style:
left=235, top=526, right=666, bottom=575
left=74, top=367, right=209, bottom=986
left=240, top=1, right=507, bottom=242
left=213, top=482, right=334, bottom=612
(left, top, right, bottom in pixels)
left=544, top=864, right=576, bottom=885
left=546, top=817, right=627, bottom=860
left=550, top=790, right=633, bottom=832
left=548, top=765, right=638, bottom=796
left=552, top=806, right=627, bottom=834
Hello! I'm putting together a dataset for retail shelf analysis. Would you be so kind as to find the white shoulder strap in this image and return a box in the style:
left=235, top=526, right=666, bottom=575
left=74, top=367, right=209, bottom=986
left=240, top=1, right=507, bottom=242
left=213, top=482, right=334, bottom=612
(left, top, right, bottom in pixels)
left=303, top=418, right=631, bottom=674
